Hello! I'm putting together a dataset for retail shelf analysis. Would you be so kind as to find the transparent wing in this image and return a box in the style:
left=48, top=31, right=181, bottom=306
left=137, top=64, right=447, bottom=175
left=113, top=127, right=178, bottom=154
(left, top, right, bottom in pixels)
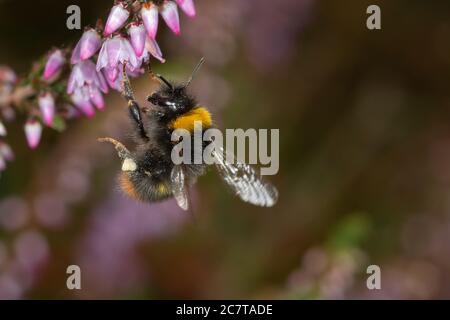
left=170, top=165, right=189, bottom=211
left=212, top=146, right=278, bottom=207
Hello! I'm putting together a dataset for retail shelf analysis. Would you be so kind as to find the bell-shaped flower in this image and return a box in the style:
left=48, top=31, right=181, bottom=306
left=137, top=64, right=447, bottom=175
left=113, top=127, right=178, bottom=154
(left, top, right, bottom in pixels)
left=145, top=37, right=165, bottom=63
left=96, top=36, right=140, bottom=82
left=104, top=2, right=130, bottom=36
left=71, top=29, right=102, bottom=64
left=68, top=60, right=109, bottom=95
left=0, top=120, right=6, bottom=136
left=24, top=119, right=43, bottom=149
left=128, top=22, right=146, bottom=57
left=141, top=2, right=159, bottom=39
left=0, top=142, right=14, bottom=162
left=44, top=49, right=65, bottom=80
left=104, top=64, right=143, bottom=91
left=89, top=86, right=105, bottom=110
left=38, top=92, right=56, bottom=126
left=71, top=87, right=96, bottom=118
left=161, top=1, right=180, bottom=35
left=176, top=0, right=196, bottom=17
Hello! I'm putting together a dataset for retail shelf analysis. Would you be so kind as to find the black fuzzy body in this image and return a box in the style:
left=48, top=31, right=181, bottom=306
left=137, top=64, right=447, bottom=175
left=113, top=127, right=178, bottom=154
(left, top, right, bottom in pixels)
left=123, top=84, right=209, bottom=202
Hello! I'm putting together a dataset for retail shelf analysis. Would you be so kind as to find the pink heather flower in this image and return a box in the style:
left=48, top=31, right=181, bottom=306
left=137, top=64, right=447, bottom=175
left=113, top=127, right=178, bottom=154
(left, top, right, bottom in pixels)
left=67, top=60, right=109, bottom=95
left=104, top=65, right=143, bottom=91
left=0, top=121, right=6, bottom=136
left=63, top=104, right=82, bottom=119
left=176, top=0, right=196, bottom=17
left=145, top=37, right=165, bottom=63
left=0, top=142, right=14, bottom=162
left=89, top=87, right=105, bottom=110
left=104, top=2, right=130, bottom=36
left=71, top=29, right=102, bottom=64
left=71, top=88, right=96, bottom=118
left=43, top=49, right=65, bottom=80
left=24, top=120, right=42, bottom=150
left=0, top=155, right=5, bottom=171
left=68, top=60, right=107, bottom=112
left=161, top=1, right=181, bottom=35
left=96, top=36, right=140, bottom=81
left=128, top=22, right=146, bottom=57
left=38, top=92, right=56, bottom=126
left=104, top=67, right=120, bottom=83
left=141, top=2, right=159, bottom=39
left=0, top=66, right=17, bottom=84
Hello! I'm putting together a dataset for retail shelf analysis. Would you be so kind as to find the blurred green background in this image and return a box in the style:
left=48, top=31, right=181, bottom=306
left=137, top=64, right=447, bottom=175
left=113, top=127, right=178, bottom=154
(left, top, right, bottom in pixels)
left=1, top=0, right=450, bottom=299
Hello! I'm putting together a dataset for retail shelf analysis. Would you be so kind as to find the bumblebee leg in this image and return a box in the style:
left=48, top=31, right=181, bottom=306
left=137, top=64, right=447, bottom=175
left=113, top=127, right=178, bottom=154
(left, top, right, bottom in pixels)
left=121, top=65, right=148, bottom=140
left=98, top=137, right=137, bottom=172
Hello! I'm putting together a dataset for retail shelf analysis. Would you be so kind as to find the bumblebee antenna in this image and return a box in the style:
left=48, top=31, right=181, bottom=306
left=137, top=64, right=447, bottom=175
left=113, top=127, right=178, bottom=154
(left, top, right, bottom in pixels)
left=146, top=63, right=173, bottom=91
left=184, top=57, right=205, bottom=88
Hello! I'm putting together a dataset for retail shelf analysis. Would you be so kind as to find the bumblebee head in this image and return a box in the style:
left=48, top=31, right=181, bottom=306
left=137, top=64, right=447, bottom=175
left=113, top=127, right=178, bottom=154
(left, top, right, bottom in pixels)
left=148, top=85, right=195, bottom=116
left=147, top=58, right=205, bottom=117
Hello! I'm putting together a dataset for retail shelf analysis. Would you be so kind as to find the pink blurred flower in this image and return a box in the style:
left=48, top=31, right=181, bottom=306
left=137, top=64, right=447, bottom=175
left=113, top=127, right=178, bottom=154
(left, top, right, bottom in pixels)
left=43, top=49, right=65, bottom=80
left=38, top=92, right=56, bottom=126
left=161, top=1, right=181, bottom=35
left=24, top=119, right=42, bottom=150
left=71, top=29, right=102, bottom=64
left=141, top=2, right=159, bottom=39
left=0, top=155, right=5, bottom=172
left=96, top=36, right=140, bottom=82
left=104, top=2, right=130, bottom=36
left=14, top=230, right=49, bottom=274
left=128, top=22, right=146, bottom=57
left=0, top=121, right=6, bottom=137
left=0, top=66, right=17, bottom=84
left=176, top=0, right=196, bottom=17
left=0, top=142, right=14, bottom=162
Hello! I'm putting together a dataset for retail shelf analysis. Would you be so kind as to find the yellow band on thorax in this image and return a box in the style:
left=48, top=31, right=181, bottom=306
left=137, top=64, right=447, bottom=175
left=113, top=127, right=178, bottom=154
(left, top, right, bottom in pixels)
left=169, top=106, right=212, bottom=132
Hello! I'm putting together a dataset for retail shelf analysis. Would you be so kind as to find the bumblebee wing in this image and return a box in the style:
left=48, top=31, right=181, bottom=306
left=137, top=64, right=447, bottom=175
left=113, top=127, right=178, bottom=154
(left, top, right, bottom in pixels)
left=170, top=165, right=189, bottom=211
left=212, top=146, right=278, bottom=207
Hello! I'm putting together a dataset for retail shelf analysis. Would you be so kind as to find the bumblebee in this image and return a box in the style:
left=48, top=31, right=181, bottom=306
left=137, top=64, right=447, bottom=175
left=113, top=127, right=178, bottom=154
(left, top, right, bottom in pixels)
left=99, top=59, right=278, bottom=210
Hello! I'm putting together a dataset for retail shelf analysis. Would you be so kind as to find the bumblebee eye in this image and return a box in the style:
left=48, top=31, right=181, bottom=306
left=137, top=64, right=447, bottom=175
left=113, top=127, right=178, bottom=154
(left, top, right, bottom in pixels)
left=162, top=100, right=177, bottom=111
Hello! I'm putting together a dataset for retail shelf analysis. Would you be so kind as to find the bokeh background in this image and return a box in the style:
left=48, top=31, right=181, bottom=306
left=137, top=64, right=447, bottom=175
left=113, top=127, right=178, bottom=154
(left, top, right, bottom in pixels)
left=1, top=0, right=450, bottom=299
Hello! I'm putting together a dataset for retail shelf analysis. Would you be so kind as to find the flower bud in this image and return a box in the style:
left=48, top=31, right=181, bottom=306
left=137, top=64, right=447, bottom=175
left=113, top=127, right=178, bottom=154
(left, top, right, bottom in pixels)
left=79, top=29, right=102, bottom=60
left=38, top=92, right=56, bottom=126
left=24, top=119, right=43, bottom=149
left=0, top=120, right=6, bottom=137
left=161, top=1, right=181, bottom=35
left=0, top=142, right=14, bottom=162
left=43, top=50, right=65, bottom=80
left=176, top=0, right=196, bottom=17
left=104, top=2, right=130, bottom=36
left=141, top=2, right=159, bottom=39
left=128, top=23, right=146, bottom=57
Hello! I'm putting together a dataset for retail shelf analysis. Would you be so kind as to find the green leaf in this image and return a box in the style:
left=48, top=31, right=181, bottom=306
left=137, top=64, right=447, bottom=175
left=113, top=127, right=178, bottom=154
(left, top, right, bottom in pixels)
left=51, top=115, right=67, bottom=132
